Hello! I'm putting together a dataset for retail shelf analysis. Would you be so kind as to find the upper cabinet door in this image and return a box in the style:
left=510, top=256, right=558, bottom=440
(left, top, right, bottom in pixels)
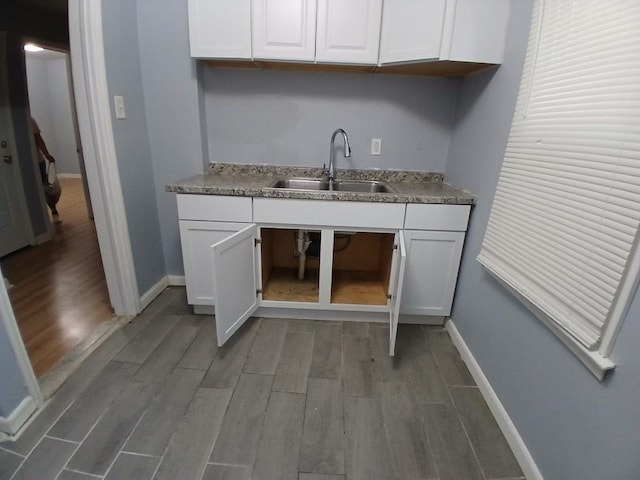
left=188, top=0, right=252, bottom=59
left=315, top=0, right=383, bottom=65
left=252, top=0, right=317, bottom=62
left=379, top=0, right=447, bottom=65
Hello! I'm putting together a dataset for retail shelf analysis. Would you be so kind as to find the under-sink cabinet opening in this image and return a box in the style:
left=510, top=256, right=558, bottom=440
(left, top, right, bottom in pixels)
left=331, top=232, right=395, bottom=306
left=261, top=228, right=322, bottom=303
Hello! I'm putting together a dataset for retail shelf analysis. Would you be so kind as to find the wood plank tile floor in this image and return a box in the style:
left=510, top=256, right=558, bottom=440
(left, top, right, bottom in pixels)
left=0, top=287, right=524, bottom=480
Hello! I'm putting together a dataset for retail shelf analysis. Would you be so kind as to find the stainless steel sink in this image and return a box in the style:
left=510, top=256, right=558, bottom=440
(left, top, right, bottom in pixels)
left=267, top=177, right=395, bottom=193
left=332, top=180, right=395, bottom=193
left=269, top=178, right=330, bottom=190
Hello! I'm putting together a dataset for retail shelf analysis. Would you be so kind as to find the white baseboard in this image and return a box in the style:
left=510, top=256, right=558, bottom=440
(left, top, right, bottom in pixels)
left=446, top=319, right=543, bottom=480
left=57, top=173, right=82, bottom=179
left=167, top=275, right=186, bottom=286
left=0, top=396, right=37, bottom=436
left=139, top=276, right=169, bottom=312
left=35, top=231, right=52, bottom=245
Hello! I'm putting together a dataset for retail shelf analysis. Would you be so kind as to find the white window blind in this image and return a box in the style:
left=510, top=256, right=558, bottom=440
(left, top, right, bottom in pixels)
left=478, top=0, right=640, bottom=352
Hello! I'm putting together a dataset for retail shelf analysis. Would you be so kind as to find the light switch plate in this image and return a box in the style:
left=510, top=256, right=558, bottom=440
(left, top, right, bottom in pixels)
left=114, top=95, right=126, bottom=119
left=371, top=138, right=382, bottom=155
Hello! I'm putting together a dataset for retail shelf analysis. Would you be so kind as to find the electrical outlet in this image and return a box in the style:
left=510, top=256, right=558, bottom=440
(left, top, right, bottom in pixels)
left=114, top=95, right=126, bottom=119
left=371, top=138, right=382, bottom=155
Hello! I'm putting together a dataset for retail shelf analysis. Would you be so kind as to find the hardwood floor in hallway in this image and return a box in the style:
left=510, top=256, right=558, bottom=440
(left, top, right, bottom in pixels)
left=1, top=177, right=112, bottom=377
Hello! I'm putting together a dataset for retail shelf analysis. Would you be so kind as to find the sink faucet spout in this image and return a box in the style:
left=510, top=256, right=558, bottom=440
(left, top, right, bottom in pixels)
left=327, top=128, right=351, bottom=188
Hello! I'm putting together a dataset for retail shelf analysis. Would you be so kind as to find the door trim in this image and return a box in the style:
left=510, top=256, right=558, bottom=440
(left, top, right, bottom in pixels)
left=0, top=267, right=42, bottom=434
left=68, top=0, right=139, bottom=316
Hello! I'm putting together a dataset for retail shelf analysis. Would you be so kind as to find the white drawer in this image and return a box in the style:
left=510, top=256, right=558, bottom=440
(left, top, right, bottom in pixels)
left=404, top=204, right=470, bottom=231
left=177, top=195, right=253, bottom=222
left=253, top=198, right=406, bottom=229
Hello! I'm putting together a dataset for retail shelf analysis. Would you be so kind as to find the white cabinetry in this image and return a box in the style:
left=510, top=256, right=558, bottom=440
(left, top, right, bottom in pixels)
left=177, top=194, right=470, bottom=353
left=187, top=0, right=252, bottom=59
left=177, top=195, right=252, bottom=307
left=402, top=203, right=470, bottom=316
left=251, top=0, right=317, bottom=61
left=315, top=0, right=383, bottom=65
left=379, top=0, right=510, bottom=65
left=401, top=230, right=465, bottom=316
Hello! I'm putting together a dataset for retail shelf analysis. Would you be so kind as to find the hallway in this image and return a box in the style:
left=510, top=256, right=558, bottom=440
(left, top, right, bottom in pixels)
left=1, top=177, right=112, bottom=377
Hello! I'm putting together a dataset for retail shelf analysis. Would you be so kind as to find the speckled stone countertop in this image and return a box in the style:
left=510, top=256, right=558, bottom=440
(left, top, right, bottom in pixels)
left=166, top=163, right=475, bottom=205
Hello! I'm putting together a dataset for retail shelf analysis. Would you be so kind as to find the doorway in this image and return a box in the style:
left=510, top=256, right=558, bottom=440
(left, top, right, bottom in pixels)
left=0, top=41, right=113, bottom=377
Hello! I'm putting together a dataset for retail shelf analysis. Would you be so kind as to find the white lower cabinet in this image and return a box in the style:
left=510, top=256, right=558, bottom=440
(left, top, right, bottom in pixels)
left=400, top=230, right=465, bottom=316
left=179, top=220, right=249, bottom=306
left=177, top=194, right=469, bottom=356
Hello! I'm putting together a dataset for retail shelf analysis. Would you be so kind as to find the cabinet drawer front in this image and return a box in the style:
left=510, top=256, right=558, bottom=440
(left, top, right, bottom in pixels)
left=253, top=198, right=405, bottom=229
left=404, top=204, right=470, bottom=231
left=177, top=195, right=253, bottom=222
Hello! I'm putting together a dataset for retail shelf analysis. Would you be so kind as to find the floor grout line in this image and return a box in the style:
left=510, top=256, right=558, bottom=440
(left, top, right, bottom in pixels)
left=43, top=435, right=80, bottom=445
left=0, top=444, right=26, bottom=457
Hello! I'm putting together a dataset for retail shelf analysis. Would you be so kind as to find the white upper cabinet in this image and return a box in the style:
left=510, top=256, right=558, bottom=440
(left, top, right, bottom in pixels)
left=187, top=0, right=252, bottom=59
left=379, top=0, right=447, bottom=64
left=251, top=0, right=317, bottom=61
left=379, top=0, right=510, bottom=65
left=440, top=0, right=510, bottom=64
left=315, top=0, right=383, bottom=65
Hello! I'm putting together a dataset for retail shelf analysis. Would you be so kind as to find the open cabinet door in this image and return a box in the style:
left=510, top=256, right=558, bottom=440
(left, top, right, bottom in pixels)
left=388, top=230, right=407, bottom=356
left=211, top=224, right=259, bottom=346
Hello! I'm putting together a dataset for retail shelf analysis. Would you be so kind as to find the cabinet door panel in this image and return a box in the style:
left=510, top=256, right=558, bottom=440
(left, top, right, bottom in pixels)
left=388, top=231, right=407, bottom=356
left=179, top=221, right=249, bottom=306
left=212, top=224, right=260, bottom=346
left=401, top=230, right=464, bottom=316
left=188, top=0, right=252, bottom=59
left=252, top=0, right=317, bottom=61
left=316, top=0, right=383, bottom=65
left=379, top=0, right=447, bottom=64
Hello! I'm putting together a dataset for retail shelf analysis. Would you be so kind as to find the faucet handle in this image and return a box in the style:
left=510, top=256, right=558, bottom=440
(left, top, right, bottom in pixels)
left=322, top=163, right=329, bottom=176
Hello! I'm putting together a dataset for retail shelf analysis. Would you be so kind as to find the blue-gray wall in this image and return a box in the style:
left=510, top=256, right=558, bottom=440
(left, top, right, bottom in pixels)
left=136, top=0, right=205, bottom=277
left=26, top=53, right=80, bottom=176
left=102, top=0, right=166, bottom=295
left=445, top=2, right=640, bottom=479
left=203, top=68, right=459, bottom=172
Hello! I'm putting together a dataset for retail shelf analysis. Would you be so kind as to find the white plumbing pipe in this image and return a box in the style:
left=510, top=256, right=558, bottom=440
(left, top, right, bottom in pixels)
left=297, top=230, right=311, bottom=280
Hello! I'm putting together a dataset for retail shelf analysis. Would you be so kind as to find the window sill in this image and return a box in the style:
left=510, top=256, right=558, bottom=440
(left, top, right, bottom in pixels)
left=479, top=259, right=615, bottom=381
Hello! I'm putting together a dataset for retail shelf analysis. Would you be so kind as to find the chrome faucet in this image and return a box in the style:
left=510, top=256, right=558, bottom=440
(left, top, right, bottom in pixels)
left=325, top=128, right=351, bottom=189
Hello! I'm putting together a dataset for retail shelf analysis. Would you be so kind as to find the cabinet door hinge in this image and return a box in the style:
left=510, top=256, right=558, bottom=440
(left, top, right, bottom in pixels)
left=256, top=289, right=263, bottom=295
left=387, top=294, right=392, bottom=300
left=255, top=238, right=262, bottom=246
left=392, top=244, right=398, bottom=250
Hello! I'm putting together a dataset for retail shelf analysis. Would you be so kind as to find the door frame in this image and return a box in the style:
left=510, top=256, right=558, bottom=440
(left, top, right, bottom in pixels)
left=0, top=0, right=141, bottom=432
left=68, top=0, right=139, bottom=316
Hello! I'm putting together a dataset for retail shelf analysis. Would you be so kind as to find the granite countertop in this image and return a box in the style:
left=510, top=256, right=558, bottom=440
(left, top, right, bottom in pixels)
left=166, top=163, right=475, bottom=205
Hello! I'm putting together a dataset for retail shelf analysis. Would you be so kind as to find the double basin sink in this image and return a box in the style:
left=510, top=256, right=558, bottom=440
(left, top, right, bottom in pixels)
left=268, top=177, right=395, bottom=194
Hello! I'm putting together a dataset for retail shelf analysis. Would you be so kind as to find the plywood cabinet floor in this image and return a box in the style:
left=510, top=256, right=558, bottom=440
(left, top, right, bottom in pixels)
left=1, top=287, right=523, bottom=480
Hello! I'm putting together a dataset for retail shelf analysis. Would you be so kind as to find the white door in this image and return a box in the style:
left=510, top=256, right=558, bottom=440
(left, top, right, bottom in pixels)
left=179, top=220, right=249, bottom=306
left=388, top=231, right=407, bottom=356
left=211, top=224, right=260, bottom=347
left=400, top=230, right=465, bottom=316
left=252, top=0, right=317, bottom=61
left=0, top=33, right=32, bottom=258
left=188, top=0, right=252, bottom=59
left=315, top=0, right=383, bottom=65
left=378, top=0, right=447, bottom=65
